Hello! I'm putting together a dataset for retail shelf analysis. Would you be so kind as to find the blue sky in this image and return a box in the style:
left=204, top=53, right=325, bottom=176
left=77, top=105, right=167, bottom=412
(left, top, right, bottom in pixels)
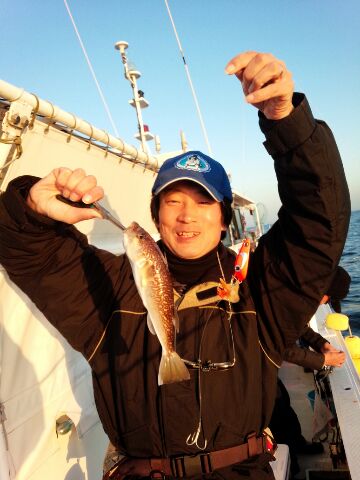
left=1, top=0, right=359, bottom=222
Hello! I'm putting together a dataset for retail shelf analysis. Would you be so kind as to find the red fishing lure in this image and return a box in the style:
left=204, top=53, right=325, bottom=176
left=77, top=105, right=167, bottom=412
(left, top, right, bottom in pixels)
left=217, top=239, right=251, bottom=302
left=233, top=239, right=250, bottom=282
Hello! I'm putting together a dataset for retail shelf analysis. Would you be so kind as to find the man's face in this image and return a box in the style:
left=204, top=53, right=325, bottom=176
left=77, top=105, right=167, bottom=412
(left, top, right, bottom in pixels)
left=158, top=181, right=226, bottom=259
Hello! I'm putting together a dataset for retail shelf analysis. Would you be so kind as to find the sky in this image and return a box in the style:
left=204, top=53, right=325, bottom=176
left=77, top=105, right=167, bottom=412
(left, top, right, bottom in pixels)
left=1, top=0, right=359, bottom=223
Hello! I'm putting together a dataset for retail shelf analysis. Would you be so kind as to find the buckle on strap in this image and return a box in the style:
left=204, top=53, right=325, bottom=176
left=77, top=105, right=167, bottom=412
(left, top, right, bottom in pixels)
left=246, top=431, right=259, bottom=457
left=170, top=453, right=212, bottom=477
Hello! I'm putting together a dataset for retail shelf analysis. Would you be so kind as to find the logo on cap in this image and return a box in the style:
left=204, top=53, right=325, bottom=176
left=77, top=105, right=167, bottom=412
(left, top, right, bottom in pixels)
left=175, top=154, right=211, bottom=173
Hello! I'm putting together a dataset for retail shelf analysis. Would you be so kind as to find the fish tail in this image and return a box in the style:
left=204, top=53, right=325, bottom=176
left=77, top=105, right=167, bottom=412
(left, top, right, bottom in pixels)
left=158, top=351, right=190, bottom=385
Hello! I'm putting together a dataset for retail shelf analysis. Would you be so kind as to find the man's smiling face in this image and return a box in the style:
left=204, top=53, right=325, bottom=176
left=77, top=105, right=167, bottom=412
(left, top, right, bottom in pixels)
left=158, top=180, right=226, bottom=259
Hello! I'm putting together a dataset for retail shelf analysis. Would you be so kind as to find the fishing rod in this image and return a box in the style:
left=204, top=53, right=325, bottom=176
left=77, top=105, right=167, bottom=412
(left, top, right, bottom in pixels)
left=164, top=0, right=212, bottom=155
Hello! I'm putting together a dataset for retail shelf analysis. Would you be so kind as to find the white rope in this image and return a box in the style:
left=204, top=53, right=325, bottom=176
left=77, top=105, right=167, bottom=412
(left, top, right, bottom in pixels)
left=164, top=0, right=212, bottom=155
left=63, top=0, right=120, bottom=137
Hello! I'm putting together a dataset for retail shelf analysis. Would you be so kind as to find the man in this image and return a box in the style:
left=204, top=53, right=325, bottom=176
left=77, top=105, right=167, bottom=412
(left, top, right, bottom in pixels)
left=0, top=52, right=350, bottom=479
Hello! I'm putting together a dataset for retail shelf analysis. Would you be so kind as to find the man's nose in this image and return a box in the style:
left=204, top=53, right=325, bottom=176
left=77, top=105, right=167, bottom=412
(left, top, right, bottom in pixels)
left=178, top=202, right=196, bottom=222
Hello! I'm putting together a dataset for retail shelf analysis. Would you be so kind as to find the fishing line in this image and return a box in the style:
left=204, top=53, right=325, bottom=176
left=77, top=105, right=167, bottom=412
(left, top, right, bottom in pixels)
left=185, top=307, right=214, bottom=451
left=63, top=0, right=120, bottom=137
left=184, top=252, right=235, bottom=450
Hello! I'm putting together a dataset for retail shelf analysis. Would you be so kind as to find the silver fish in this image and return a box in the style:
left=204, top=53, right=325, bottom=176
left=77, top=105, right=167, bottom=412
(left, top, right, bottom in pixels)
left=123, top=221, right=190, bottom=385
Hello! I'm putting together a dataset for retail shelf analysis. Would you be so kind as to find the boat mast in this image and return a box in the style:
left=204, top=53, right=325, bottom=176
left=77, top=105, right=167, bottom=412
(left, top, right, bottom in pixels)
left=115, top=41, right=153, bottom=154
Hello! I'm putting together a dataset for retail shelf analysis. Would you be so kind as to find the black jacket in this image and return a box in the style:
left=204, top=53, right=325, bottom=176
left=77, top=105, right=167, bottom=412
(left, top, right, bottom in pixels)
left=0, top=94, right=350, bottom=459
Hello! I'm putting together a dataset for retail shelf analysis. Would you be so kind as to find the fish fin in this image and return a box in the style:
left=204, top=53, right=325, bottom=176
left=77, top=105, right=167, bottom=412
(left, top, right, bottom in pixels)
left=147, top=314, right=156, bottom=335
left=173, top=311, right=179, bottom=334
left=158, top=351, right=190, bottom=385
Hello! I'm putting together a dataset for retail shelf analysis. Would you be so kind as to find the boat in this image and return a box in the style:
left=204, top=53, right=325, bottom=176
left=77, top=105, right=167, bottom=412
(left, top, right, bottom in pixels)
left=0, top=34, right=358, bottom=480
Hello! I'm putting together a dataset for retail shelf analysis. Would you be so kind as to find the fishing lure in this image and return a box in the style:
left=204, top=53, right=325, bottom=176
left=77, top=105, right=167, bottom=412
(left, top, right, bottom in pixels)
left=217, top=239, right=251, bottom=302
left=233, top=239, right=251, bottom=282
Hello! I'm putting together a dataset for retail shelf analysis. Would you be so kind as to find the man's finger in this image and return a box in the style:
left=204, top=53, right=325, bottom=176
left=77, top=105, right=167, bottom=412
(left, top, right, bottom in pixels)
left=69, top=175, right=98, bottom=202
left=245, top=76, right=293, bottom=104
left=63, top=168, right=87, bottom=194
left=81, top=185, right=104, bottom=205
left=247, top=61, right=286, bottom=94
left=54, top=167, right=73, bottom=190
left=225, top=51, right=258, bottom=76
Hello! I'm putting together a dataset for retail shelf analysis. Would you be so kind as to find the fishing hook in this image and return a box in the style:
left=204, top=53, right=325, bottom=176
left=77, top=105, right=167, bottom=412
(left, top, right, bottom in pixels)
left=186, top=420, right=207, bottom=451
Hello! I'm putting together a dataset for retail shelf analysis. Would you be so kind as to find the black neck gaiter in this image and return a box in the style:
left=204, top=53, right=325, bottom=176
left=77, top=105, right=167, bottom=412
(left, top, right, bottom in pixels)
left=158, top=241, right=228, bottom=292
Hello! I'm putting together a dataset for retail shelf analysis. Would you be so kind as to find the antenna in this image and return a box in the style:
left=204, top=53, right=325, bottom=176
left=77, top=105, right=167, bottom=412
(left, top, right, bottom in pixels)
left=114, top=41, right=154, bottom=153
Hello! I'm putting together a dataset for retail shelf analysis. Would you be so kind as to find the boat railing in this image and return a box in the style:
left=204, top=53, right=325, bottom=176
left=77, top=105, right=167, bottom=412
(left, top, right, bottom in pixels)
left=0, top=79, right=159, bottom=171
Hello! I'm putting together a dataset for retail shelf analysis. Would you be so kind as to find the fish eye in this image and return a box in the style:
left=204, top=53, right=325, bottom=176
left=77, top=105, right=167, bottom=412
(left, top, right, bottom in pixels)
left=137, top=234, right=144, bottom=240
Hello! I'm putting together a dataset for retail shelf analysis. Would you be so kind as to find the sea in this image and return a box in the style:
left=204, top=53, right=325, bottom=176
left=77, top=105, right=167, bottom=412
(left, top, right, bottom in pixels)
left=339, top=210, right=360, bottom=335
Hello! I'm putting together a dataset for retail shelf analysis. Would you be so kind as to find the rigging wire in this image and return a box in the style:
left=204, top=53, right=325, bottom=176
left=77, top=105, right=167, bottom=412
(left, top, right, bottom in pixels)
left=63, top=0, right=120, bottom=137
left=163, top=0, right=212, bottom=155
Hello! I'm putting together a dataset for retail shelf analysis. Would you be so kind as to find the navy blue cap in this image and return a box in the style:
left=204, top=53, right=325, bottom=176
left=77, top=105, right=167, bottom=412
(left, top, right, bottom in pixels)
left=152, top=151, right=233, bottom=202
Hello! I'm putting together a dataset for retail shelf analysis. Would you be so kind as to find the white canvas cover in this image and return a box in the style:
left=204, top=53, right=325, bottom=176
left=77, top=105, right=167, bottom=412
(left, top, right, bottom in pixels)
left=0, top=272, right=108, bottom=479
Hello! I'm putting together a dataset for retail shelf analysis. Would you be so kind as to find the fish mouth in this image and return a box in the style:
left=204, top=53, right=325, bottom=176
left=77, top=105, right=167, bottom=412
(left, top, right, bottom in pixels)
left=176, top=231, right=200, bottom=238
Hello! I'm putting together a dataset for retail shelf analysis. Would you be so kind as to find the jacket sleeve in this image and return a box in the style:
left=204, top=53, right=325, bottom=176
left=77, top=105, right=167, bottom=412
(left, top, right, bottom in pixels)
left=248, top=93, right=351, bottom=364
left=283, top=345, right=324, bottom=370
left=0, top=175, right=133, bottom=359
left=283, top=326, right=328, bottom=369
left=300, top=325, right=328, bottom=352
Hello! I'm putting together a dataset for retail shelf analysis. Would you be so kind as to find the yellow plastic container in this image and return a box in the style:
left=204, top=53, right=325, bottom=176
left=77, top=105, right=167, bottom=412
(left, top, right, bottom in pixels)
left=353, top=358, right=360, bottom=375
left=345, top=336, right=360, bottom=359
left=326, top=313, right=349, bottom=331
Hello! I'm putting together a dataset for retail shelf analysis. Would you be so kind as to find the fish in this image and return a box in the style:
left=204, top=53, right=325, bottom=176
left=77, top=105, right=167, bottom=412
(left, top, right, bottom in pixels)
left=123, top=221, right=190, bottom=385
